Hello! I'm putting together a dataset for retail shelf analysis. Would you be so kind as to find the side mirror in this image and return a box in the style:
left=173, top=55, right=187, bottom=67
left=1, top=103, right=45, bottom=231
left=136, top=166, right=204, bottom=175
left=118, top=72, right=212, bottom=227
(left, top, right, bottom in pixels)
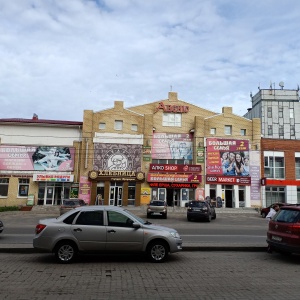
left=132, top=223, right=141, bottom=229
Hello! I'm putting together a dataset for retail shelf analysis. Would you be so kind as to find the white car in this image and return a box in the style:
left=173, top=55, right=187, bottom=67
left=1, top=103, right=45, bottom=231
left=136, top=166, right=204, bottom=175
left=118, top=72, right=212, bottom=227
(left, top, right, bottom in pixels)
left=33, top=206, right=182, bottom=263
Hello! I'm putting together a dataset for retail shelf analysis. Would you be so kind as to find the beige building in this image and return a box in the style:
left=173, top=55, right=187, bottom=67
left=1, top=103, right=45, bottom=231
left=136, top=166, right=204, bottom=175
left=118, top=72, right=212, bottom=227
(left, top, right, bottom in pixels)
left=81, top=92, right=261, bottom=208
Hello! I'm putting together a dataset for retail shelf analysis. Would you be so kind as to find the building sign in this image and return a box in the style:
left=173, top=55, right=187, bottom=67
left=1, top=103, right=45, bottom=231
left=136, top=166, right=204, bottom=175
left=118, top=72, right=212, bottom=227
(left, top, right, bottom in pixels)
left=33, top=174, right=74, bottom=182
left=152, top=133, right=193, bottom=160
left=0, top=145, right=75, bottom=171
left=89, top=170, right=145, bottom=182
left=148, top=173, right=201, bottom=183
left=206, top=138, right=250, bottom=176
left=149, top=164, right=201, bottom=173
left=143, top=146, right=151, bottom=162
left=149, top=182, right=198, bottom=189
left=79, top=176, right=91, bottom=204
left=206, top=175, right=251, bottom=185
left=155, top=102, right=189, bottom=113
left=196, top=147, right=205, bottom=163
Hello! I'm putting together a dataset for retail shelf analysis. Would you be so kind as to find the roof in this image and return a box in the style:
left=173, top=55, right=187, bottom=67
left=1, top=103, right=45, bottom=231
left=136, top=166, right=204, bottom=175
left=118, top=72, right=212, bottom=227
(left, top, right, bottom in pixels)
left=0, top=118, right=82, bottom=126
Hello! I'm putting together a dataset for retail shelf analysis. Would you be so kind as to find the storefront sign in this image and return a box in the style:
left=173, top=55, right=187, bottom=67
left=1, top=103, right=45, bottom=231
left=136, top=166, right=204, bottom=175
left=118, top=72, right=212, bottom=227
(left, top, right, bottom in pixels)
left=155, top=102, right=189, bottom=113
left=196, top=147, right=205, bottom=163
left=89, top=170, right=145, bottom=181
left=149, top=182, right=198, bottom=189
left=148, top=173, right=201, bottom=183
left=33, top=174, right=74, bottom=182
left=149, top=164, right=201, bottom=173
left=206, top=175, right=251, bottom=185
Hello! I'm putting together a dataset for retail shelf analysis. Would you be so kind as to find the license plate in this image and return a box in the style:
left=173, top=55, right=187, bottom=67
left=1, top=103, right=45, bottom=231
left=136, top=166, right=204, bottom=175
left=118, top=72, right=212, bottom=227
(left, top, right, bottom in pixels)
left=272, top=236, right=282, bottom=242
left=193, top=208, right=201, bottom=211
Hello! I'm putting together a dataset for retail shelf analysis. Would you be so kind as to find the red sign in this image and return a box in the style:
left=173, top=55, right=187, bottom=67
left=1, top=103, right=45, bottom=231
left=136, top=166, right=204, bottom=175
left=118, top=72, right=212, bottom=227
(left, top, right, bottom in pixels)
left=155, top=102, right=189, bottom=113
left=148, top=173, right=201, bottom=183
left=149, top=164, right=201, bottom=173
left=206, top=175, right=251, bottom=186
left=149, top=182, right=198, bottom=189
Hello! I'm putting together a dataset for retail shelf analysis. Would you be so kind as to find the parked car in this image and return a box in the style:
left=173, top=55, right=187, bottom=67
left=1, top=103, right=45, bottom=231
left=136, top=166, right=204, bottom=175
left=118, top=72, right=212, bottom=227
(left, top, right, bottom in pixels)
left=60, top=199, right=86, bottom=215
left=147, top=200, right=167, bottom=219
left=187, top=200, right=216, bottom=222
left=0, top=220, right=4, bottom=233
left=260, top=202, right=290, bottom=218
left=267, top=204, right=300, bottom=255
left=33, top=205, right=182, bottom=263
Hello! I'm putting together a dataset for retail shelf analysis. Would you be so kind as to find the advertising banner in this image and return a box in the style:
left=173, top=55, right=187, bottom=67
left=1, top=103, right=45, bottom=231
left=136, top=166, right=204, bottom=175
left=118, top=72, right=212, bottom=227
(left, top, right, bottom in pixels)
left=206, top=138, right=250, bottom=176
left=152, top=133, right=193, bottom=160
left=0, top=145, right=75, bottom=171
left=149, top=164, right=201, bottom=173
left=148, top=173, right=201, bottom=183
left=206, top=175, right=251, bottom=185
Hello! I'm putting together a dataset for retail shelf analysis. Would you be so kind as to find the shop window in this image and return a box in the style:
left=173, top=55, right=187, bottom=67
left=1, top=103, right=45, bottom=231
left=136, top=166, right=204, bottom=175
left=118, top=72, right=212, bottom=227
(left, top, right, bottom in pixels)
left=18, top=179, right=29, bottom=197
left=295, top=155, right=300, bottom=179
left=0, top=178, right=9, bottom=197
left=128, top=183, right=136, bottom=206
left=264, top=152, right=284, bottom=179
left=162, top=113, right=182, bottom=127
left=265, top=186, right=285, bottom=207
left=297, top=187, right=300, bottom=204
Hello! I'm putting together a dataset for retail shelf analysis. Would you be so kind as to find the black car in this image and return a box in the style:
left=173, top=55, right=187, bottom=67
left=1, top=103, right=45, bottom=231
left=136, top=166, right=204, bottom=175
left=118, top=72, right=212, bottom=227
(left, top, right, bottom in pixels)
left=0, top=220, right=4, bottom=233
left=187, top=201, right=216, bottom=222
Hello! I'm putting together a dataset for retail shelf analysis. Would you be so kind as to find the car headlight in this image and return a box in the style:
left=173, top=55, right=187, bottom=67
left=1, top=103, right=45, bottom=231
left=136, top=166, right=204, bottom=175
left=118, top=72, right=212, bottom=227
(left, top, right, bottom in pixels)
left=170, top=231, right=180, bottom=239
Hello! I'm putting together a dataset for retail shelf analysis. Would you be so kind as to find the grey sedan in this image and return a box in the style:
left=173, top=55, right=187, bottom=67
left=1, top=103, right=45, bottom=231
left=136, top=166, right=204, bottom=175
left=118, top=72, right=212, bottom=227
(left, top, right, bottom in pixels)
left=33, top=206, right=182, bottom=264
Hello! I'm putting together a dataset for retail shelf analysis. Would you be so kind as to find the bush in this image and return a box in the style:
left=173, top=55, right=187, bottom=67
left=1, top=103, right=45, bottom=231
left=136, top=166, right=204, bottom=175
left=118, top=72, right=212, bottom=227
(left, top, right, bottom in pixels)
left=0, top=206, right=20, bottom=212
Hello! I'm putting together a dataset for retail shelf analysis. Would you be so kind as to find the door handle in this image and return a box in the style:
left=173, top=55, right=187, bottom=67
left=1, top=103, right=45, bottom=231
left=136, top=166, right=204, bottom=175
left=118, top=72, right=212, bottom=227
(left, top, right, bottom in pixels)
left=108, top=230, right=116, bottom=233
left=73, top=228, right=82, bottom=232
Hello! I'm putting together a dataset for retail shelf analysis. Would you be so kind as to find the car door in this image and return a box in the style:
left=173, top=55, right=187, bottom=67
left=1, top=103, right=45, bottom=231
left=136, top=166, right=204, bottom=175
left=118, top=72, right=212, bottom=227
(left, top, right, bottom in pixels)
left=105, top=210, right=144, bottom=251
left=71, top=210, right=107, bottom=251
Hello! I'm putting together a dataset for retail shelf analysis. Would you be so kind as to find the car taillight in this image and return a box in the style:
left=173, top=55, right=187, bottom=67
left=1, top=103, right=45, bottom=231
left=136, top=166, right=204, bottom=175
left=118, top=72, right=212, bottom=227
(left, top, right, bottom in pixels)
left=291, top=224, right=300, bottom=234
left=35, top=224, right=47, bottom=234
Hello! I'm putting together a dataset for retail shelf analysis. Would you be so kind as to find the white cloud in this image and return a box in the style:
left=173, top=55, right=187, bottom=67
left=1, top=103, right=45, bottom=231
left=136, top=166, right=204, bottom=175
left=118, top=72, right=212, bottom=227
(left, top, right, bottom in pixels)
left=0, top=0, right=300, bottom=120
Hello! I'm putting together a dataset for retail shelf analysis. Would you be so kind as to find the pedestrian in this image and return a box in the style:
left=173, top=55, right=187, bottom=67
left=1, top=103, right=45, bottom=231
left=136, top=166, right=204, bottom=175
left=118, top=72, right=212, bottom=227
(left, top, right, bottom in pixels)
left=266, top=204, right=280, bottom=221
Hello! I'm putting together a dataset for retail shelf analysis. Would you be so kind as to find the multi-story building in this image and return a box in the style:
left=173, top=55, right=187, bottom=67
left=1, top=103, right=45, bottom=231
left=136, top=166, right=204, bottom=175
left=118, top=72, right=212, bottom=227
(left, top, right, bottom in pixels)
left=244, top=83, right=300, bottom=206
left=81, top=92, right=261, bottom=208
left=0, top=116, right=82, bottom=207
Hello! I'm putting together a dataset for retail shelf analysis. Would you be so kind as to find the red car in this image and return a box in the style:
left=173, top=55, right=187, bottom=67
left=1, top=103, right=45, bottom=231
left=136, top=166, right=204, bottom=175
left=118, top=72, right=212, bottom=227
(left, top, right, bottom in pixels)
left=267, top=204, right=300, bottom=255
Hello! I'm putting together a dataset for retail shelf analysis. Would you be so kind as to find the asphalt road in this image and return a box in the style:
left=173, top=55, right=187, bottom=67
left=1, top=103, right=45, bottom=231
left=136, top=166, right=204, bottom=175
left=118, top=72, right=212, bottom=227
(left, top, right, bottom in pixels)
left=0, top=210, right=268, bottom=250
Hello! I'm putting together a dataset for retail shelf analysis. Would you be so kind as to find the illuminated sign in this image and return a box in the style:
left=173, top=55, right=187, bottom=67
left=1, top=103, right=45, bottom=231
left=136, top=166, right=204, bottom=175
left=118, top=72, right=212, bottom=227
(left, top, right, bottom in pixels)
left=149, top=164, right=201, bottom=173
left=205, top=175, right=251, bottom=186
left=147, top=173, right=201, bottom=183
left=33, top=174, right=74, bottom=182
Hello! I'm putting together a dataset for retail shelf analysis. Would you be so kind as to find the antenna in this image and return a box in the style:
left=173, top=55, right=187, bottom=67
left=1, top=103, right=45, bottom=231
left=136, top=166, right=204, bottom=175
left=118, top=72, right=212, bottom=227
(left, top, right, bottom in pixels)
left=279, top=81, right=284, bottom=89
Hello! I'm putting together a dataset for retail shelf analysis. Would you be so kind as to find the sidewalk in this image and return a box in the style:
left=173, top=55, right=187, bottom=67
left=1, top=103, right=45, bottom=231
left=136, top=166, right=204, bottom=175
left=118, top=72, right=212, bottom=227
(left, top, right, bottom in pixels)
left=0, top=206, right=267, bottom=253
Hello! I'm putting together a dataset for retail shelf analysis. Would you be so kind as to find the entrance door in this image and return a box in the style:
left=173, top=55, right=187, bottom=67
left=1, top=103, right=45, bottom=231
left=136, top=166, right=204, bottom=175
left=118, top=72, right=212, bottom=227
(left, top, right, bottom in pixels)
left=46, top=185, right=54, bottom=205
left=109, top=183, right=123, bottom=206
left=225, top=190, right=233, bottom=208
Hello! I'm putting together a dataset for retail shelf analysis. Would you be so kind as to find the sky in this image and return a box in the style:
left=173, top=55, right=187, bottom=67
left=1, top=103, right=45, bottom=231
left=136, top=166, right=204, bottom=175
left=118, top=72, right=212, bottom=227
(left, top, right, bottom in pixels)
left=1, top=0, right=300, bottom=121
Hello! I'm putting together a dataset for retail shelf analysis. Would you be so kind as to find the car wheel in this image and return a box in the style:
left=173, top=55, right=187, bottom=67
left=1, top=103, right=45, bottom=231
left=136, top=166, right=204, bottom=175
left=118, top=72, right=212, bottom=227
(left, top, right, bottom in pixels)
left=147, top=240, right=169, bottom=263
left=261, top=212, right=266, bottom=218
left=55, top=241, right=77, bottom=264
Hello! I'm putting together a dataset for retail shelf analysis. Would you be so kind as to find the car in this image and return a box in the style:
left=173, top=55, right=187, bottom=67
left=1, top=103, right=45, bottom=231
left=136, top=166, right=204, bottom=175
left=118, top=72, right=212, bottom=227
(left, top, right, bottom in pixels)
left=0, top=220, right=4, bottom=233
left=187, top=200, right=216, bottom=222
left=147, top=200, right=167, bottom=219
left=33, top=205, right=182, bottom=264
left=260, top=202, right=290, bottom=218
left=267, top=204, right=300, bottom=255
left=60, top=199, right=86, bottom=215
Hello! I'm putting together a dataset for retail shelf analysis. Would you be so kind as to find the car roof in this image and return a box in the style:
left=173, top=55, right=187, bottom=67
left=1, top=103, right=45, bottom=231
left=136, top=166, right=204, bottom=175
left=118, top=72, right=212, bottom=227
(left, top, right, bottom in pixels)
left=281, top=204, right=300, bottom=210
left=73, top=205, right=128, bottom=212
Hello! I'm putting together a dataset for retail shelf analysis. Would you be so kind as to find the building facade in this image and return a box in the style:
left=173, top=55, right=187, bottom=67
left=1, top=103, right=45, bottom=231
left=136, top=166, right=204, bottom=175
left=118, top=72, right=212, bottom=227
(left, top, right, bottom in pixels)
left=245, top=84, right=300, bottom=206
left=81, top=92, right=261, bottom=208
left=0, top=116, right=82, bottom=207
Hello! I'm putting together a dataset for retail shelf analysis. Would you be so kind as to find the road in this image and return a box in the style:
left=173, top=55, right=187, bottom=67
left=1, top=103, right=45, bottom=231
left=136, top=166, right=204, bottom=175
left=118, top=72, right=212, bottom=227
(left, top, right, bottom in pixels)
left=0, top=251, right=299, bottom=299
left=0, top=210, right=268, bottom=249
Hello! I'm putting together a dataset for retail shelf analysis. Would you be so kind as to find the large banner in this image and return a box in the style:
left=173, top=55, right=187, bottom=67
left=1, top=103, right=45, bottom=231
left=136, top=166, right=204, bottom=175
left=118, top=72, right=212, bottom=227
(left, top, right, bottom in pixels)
left=206, top=138, right=250, bottom=176
left=0, top=145, right=75, bottom=171
left=152, top=133, right=193, bottom=160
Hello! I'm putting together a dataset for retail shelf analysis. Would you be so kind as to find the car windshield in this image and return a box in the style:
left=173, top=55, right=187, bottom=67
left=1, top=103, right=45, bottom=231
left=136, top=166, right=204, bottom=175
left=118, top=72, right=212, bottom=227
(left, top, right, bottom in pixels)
left=274, top=209, right=300, bottom=223
left=189, top=201, right=206, bottom=208
left=150, top=201, right=165, bottom=206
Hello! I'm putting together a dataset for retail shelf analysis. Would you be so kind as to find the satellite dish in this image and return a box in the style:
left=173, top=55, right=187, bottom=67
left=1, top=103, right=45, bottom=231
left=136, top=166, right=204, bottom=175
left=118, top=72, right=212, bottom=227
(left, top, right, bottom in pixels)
left=279, top=81, right=284, bottom=89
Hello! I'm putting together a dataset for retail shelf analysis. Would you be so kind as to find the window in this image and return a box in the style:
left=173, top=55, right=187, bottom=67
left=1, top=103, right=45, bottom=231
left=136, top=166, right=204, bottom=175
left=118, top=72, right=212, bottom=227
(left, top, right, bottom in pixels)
left=290, top=108, right=294, bottom=119
left=99, top=123, right=106, bottom=129
left=107, top=210, right=133, bottom=227
left=0, top=178, right=9, bottom=197
left=297, top=187, right=300, bottom=204
left=210, top=128, right=216, bottom=135
left=265, top=187, right=285, bottom=207
left=291, top=125, right=295, bottom=136
left=268, top=125, right=273, bottom=135
left=114, top=120, right=123, bottom=130
left=76, top=211, right=104, bottom=226
left=131, top=124, right=138, bottom=131
left=224, top=125, right=232, bottom=135
left=240, top=129, right=246, bottom=136
left=279, top=125, right=284, bottom=137
left=18, top=179, right=29, bottom=197
left=128, top=182, right=136, bottom=206
left=279, top=106, right=283, bottom=118
left=151, top=159, right=192, bottom=165
left=264, top=152, right=284, bottom=179
left=295, top=154, right=300, bottom=179
left=267, top=107, right=272, bottom=118
left=162, top=113, right=181, bottom=127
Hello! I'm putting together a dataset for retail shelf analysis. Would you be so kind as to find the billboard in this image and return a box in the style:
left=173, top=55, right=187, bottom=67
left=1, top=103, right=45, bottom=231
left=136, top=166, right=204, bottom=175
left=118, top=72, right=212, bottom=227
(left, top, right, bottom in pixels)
left=152, top=133, right=193, bottom=160
left=206, top=138, right=250, bottom=176
left=0, top=145, right=75, bottom=171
